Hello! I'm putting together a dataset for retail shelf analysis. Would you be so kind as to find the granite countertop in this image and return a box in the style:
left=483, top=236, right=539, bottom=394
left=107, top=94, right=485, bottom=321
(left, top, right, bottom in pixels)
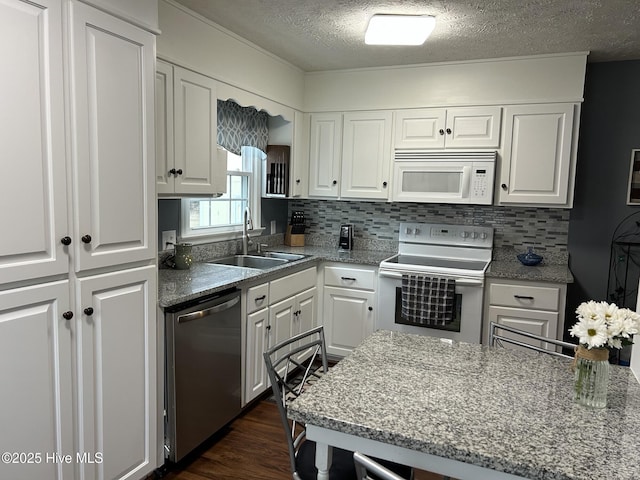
left=289, top=330, right=640, bottom=480
left=158, top=246, right=396, bottom=308
left=488, top=246, right=574, bottom=283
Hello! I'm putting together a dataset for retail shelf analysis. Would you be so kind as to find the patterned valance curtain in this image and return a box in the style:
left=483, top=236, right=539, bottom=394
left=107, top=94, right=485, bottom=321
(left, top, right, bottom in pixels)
left=217, top=99, right=269, bottom=155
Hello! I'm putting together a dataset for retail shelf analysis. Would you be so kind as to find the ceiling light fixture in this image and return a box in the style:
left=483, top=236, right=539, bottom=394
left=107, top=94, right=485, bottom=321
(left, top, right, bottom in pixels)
left=365, top=14, right=436, bottom=46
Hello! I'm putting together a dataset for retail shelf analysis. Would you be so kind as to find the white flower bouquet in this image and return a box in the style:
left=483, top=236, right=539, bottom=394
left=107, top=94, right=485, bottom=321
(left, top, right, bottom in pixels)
left=569, top=300, right=640, bottom=349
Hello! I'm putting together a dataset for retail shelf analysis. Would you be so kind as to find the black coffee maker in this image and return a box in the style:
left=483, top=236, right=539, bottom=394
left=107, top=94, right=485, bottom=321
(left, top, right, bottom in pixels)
left=338, top=224, right=354, bottom=250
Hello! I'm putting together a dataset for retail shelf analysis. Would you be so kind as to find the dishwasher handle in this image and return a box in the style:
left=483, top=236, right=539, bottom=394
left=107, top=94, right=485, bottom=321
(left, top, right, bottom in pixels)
left=177, top=295, right=240, bottom=324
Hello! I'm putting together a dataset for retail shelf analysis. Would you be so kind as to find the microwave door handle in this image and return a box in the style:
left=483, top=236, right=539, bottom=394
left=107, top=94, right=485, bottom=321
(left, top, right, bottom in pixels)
left=461, top=166, right=471, bottom=198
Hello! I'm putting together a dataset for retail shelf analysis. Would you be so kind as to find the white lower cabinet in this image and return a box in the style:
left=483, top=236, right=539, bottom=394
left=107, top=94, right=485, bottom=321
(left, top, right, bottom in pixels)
left=321, top=264, right=376, bottom=357
left=484, top=278, right=567, bottom=350
left=244, top=267, right=317, bottom=405
left=0, top=265, right=156, bottom=480
left=0, top=281, right=73, bottom=480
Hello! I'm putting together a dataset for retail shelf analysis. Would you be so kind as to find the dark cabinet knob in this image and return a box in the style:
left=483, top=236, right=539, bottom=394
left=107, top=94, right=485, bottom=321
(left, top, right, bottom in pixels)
left=501, top=183, right=508, bottom=191
left=439, top=129, right=445, bottom=135
left=332, top=180, right=337, bottom=185
left=382, top=181, right=388, bottom=188
left=61, top=236, right=72, bottom=246
left=266, top=324, right=271, bottom=331
left=84, top=307, right=94, bottom=316
left=62, top=311, right=73, bottom=320
left=368, top=306, right=373, bottom=311
left=446, top=128, right=452, bottom=134
left=296, top=179, right=301, bottom=184
left=169, top=168, right=176, bottom=175
left=176, top=169, right=183, bottom=175
left=81, top=234, right=92, bottom=244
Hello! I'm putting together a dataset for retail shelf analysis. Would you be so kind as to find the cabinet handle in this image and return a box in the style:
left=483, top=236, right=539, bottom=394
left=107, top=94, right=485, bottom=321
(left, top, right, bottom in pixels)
left=81, top=234, right=92, bottom=244
left=332, top=180, right=337, bottom=185
left=255, top=295, right=266, bottom=302
left=446, top=128, right=452, bottom=134
left=176, top=169, right=183, bottom=175
left=60, top=236, right=72, bottom=246
left=341, top=277, right=357, bottom=281
left=62, top=311, right=73, bottom=320
left=382, top=181, right=388, bottom=188
left=84, top=307, right=94, bottom=316
left=501, top=183, right=508, bottom=191
left=368, top=306, right=373, bottom=311
left=169, top=168, right=176, bottom=175
left=296, top=179, right=301, bottom=184
left=266, top=324, right=271, bottom=331
left=439, top=129, right=445, bottom=135
left=514, top=295, right=534, bottom=300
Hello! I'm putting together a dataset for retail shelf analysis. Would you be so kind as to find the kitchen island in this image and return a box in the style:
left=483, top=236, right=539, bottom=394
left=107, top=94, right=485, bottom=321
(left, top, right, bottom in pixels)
left=289, top=330, right=640, bottom=480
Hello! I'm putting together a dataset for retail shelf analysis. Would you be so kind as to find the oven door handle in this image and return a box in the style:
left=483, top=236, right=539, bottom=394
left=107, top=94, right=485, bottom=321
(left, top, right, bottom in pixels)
left=378, top=270, right=483, bottom=286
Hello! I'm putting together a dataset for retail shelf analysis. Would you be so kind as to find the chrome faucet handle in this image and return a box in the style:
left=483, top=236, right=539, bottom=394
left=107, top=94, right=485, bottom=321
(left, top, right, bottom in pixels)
left=256, top=243, right=268, bottom=254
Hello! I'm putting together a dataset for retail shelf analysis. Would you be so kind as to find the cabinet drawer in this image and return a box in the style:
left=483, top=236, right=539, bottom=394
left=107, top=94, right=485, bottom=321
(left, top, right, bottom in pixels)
left=246, top=283, right=269, bottom=314
left=270, top=267, right=317, bottom=305
left=324, top=266, right=376, bottom=290
left=489, top=283, right=560, bottom=311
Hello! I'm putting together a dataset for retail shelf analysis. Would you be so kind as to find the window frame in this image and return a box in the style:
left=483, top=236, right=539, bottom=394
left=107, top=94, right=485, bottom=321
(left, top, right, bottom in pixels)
left=179, top=147, right=264, bottom=242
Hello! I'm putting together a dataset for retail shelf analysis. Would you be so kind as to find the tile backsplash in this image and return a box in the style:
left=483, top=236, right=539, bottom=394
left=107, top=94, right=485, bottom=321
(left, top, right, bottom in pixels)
left=289, top=199, right=569, bottom=256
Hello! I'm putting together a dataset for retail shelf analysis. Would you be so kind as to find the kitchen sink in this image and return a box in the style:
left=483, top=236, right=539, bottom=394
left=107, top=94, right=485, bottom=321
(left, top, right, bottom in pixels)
left=209, top=255, right=288, bottom=269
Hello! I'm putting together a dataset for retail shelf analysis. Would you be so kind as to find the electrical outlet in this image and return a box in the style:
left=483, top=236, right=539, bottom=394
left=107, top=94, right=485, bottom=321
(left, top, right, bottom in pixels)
left=162, top=230, right=176, bottom=250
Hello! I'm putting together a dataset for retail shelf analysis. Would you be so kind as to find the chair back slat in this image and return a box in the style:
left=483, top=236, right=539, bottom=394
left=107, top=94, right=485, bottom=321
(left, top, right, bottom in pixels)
left=489, top=321, right=576, bottom=359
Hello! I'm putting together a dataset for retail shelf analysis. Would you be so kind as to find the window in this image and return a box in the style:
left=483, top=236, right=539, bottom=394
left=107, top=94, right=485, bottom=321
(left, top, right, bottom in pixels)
left=181, top=146, right=264, bottom=240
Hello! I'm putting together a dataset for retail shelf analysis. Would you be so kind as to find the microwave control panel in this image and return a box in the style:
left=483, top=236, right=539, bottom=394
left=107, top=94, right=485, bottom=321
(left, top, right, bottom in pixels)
left=470, top=162, right=495, bottom=200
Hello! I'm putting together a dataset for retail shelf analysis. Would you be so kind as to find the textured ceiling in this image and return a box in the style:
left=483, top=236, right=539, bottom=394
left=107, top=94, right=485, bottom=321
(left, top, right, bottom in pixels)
left=172, top=0, right=640, bottom=71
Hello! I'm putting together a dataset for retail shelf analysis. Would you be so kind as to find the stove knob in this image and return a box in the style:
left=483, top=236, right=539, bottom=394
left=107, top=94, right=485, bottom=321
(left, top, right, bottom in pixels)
left=480, top=232, right=488, bottom=240
left=472, top=232, right=479, bottom=239
left=405, top=227, right=413, bottom=235
left=460, top=231, right=470, bottom=238
left=414, top=228, right=421, bottom=235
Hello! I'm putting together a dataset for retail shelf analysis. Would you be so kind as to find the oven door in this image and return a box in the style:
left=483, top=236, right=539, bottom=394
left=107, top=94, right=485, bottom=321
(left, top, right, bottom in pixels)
left=376, top=270, right=484, bottom=343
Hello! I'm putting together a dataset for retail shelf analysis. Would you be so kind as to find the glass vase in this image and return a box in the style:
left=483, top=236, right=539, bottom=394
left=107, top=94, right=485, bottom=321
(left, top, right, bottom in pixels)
left=574, top=347, right=610, bottom=408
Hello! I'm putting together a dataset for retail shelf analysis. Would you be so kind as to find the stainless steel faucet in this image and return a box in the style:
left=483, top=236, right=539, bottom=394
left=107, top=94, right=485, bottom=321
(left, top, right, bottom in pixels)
left=242, top=206, right=253, bottom=255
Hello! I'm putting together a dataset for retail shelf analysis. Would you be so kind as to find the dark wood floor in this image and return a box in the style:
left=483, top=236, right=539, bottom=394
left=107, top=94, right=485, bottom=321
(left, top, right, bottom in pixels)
left=161, top=398, right=444, bottom=480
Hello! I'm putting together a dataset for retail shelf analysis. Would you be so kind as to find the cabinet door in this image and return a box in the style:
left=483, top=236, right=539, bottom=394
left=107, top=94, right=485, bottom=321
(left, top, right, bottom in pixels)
left=0, top=281, right=73, bottom=480
left=341, top=111, right=392, bottom=199
left=293, top=287, right=317, bottom=363
left=323, top=286, right=374, bottom=357
left=269, top=296, right=296, bottom=352
left=394, top=108, right=446, bottom=149
left=69, top=3, right=156, bottom=271
left=308, top=112, right=342, bottom=197
left=487, top=305, right=558, bottom=351
left=499, top=104, right=575, bottom=205
left=290, top=110, right=310, bottom=198
left=156, top=59, right=175, bottom=194
left=173, top=66, right=220, bottom=195
left=76, top=265, right=157, bottom=480
left=444, top=106, right=502, bottom=148
left=0, top=0, right=69, bottom=285
left=245, top=307, right=269, bottom=404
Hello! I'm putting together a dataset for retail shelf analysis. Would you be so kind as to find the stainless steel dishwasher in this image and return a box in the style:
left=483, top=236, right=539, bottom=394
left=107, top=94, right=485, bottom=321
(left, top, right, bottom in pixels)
left=164, top=288, right=242, bottom=462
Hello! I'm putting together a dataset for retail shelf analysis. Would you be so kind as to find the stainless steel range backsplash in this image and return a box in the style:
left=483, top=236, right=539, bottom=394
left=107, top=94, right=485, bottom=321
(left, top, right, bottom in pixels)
left=289, top=199, right=569, bottom=257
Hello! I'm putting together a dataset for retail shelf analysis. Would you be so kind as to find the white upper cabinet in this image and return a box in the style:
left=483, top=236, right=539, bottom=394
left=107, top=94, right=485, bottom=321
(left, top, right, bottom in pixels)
left=155, top=59, right=175, bottom=195
left=290, top=111, right=310, bottom=198
left=0, top=0, right=69, bottom=285
left=69, top=2, right=156, bottom=271
left=170, top=65, right=225, bottom=195
left=341, top=111, right=392, bottom=199
left=308, top=112, right=343, bottom=197
left=499, top=103, right=576, bottom=206
left=394, top=106, right=502, bottom=149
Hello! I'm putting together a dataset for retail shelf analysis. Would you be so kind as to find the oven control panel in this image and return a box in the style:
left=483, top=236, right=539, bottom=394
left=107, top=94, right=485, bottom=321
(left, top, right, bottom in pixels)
left=399, top=222, right=493, bottom=248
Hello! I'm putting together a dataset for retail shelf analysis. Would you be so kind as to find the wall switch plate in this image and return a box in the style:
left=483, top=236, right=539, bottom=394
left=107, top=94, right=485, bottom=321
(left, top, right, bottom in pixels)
left=162, top=230, right=176, bottom=250
left=270, top=220, right=276, bottom=234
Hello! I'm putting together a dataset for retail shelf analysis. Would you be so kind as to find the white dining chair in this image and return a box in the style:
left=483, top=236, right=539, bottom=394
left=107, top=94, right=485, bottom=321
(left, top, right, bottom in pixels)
left=489, top=321, right=577, bottom=358
left=264, top=326, right=413, bottom=480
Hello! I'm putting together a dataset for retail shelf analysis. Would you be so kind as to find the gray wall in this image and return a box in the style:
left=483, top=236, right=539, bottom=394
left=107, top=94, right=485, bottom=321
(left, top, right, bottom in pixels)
left=567, top=60, right=640, bottom=327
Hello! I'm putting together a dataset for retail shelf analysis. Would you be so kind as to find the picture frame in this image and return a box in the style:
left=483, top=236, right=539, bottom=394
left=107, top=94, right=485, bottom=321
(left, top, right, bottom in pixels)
left=627, top=149, right=640, bottom=205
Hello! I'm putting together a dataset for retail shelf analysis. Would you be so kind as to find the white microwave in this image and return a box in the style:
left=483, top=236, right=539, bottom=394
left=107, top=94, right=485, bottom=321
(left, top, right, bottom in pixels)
left=392, top=150, right=496, bottom=204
